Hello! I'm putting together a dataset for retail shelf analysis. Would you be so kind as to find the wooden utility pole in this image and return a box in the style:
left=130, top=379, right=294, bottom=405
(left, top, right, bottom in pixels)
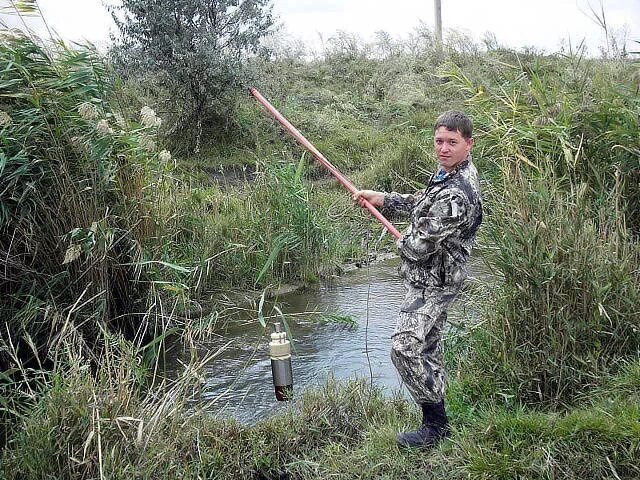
left=434, top=0, right=442, bottom=48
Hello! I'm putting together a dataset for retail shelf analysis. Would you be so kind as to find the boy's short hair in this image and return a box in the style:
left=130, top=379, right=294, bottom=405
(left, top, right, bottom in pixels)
left=434, top=110, right=473, bottom=139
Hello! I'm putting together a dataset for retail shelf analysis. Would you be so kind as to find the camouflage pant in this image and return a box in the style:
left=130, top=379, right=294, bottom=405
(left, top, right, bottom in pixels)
left=391, top=283, right=462, bottom=404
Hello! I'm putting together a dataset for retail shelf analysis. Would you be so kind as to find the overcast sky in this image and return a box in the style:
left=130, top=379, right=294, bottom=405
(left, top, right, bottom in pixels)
left=3, top=0, right=639, bottom=55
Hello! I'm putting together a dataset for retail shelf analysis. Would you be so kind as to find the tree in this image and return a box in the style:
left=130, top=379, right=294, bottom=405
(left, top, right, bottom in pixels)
left=109, top=0, right=274, bottom=152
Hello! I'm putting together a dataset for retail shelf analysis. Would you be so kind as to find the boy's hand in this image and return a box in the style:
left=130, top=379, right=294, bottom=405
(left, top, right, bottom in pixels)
left=352, top=190, right=385, bottom=207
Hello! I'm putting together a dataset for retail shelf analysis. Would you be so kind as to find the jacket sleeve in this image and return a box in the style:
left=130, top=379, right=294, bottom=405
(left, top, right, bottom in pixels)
left=398, top=189, right=468, bottom=262
left=382, top=190, right=423, bottom=219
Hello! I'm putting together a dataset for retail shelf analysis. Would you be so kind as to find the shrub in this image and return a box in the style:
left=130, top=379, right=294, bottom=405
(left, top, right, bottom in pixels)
left=109, top=0, right=275, bottom=153
left=0, top=33, right=174, bottom=372
left=446, top=53, right=640, bottom=405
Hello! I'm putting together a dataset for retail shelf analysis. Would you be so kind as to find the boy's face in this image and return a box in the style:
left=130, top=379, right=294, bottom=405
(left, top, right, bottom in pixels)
left=434, top=126, right=474, bottom=172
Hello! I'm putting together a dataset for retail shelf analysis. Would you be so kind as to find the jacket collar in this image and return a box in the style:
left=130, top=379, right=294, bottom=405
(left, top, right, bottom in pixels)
left=431, top=155, right=472, bottom=185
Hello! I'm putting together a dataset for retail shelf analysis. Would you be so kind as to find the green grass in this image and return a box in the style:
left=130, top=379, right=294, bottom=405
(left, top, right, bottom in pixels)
left=156, top=154, right=360, bottom=294
left=444, top=51, right=640, bottom=406
left=3, top=351, right=639, bottom=479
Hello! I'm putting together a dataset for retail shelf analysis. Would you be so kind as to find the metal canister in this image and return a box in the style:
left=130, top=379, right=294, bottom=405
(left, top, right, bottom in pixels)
left=269, top=322, right=293, bottom=401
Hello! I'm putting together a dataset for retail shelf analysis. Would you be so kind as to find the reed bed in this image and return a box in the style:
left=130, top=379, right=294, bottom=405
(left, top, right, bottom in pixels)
left=445, top=52, right=640, bottom=405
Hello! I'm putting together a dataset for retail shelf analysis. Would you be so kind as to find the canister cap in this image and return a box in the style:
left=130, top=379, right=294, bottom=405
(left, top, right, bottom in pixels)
left=270, top=322, right=287, bottom=342
left=270, top=331, right=286, bottom=342
left=269, top=322, right=290, bottom=356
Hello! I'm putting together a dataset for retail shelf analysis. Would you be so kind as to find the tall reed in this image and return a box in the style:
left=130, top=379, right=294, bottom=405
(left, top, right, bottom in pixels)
left=0, top=31, right=178, bottom=390
left=445, top=53, right=640, bottom=405
left=158, top=154, right=356, bottom=294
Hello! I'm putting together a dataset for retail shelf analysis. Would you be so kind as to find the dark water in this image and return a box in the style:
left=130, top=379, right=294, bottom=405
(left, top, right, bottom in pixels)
left=168, top=256, right=483, bottom=423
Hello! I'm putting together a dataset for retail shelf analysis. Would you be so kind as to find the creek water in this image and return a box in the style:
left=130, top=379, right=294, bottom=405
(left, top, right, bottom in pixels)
left=167, top=256, right=484, bottom=424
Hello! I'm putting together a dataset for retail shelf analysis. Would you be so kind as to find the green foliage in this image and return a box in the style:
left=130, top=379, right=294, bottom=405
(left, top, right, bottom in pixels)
left=446, top=53, right=640, bottom=405
left=162, top=155, right=356, bottom=292
left=1, top=35, right=123, bottom=359
left=324, top=312, right=358, bottom=327
left=3, top=355, right=640, bottom=479
left=109, top=0, right=275, bottom=153
left=0, top=31, right=188, bottom=400
left=367, top=135, right=432, bottom=193
left=250, top=157, right=332, bottom=284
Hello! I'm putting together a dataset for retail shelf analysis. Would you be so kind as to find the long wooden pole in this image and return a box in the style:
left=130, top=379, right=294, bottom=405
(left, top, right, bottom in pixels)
left=249, top=87, right=401, bottom=239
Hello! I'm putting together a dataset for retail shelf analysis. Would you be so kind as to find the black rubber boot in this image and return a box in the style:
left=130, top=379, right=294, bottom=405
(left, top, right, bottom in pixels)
left=396, top=400, right=449, bottom=448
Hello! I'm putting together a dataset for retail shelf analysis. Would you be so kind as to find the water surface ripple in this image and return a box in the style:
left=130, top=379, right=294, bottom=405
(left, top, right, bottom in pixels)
left=169, top=257, right=481, bottom=423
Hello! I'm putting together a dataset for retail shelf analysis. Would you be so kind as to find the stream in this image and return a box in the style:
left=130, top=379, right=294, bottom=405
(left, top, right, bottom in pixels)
left=167, top=256, right=484, bottom=424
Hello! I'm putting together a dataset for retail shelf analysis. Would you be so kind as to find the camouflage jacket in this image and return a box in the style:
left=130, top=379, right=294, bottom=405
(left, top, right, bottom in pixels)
left=382, top=156, right=482, bottom=289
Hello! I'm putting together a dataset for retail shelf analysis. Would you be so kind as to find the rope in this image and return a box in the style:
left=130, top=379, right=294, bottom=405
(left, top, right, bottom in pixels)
left=363, top=227, right=389, bottom=406
left=365, top=248, right=374, bottom=390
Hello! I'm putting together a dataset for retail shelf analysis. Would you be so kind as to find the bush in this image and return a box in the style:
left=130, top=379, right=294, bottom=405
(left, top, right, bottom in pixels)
left=447, top=53, right=640, bottom=405
left=482, top=172, right=639, bottom=403
left=0, top=33, right=179, bottom=377
left=109, top=0, right=275, bottom=153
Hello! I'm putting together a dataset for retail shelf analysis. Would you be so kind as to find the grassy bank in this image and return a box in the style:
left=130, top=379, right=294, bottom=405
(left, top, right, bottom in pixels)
left=2, top=352, right=639, bottom=479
